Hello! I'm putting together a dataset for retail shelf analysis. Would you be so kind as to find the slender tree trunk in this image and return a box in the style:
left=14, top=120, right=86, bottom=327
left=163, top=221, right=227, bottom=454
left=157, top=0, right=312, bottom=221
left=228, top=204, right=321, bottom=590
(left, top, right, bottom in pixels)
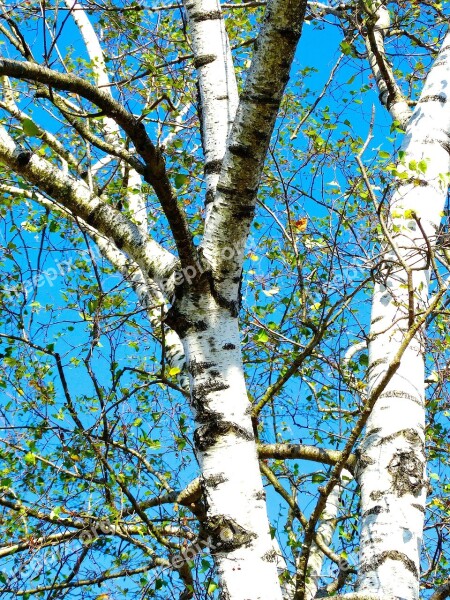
left=357, top=30, right=450, bottom=600
left=305, top=475, right=349, bottom=600
left=168, top=292, right=282, bottom=599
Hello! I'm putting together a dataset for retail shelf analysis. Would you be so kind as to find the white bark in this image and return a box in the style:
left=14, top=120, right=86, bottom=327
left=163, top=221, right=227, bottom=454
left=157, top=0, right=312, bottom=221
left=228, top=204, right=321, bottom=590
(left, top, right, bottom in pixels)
left=363, top=2, right=411, bottom=129
left=0, top=125, right=177, bottom=294
left=358, top=30, right=450, bottom=600
left=305, top=473, right=351, bottom=600
left=172, top=296, right=282, bottom=599
left=183, top=0, right=239, bottom=219
left=65, top=0, right=148, bottom=235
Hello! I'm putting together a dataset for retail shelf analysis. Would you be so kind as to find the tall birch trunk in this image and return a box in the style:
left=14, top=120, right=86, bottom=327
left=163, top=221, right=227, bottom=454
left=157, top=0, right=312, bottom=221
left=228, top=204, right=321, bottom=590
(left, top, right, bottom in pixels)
left=168, top=292, right=283, bottom=600
left=183, top=0, right=239, bottom=220
left=357, top=30, right=450, bottom=600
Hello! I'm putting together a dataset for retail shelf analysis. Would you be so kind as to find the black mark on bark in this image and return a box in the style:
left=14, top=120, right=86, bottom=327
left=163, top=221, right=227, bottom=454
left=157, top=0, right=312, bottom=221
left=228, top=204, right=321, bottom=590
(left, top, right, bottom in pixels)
left=228, top=143, right=256, bottom=159
left=262, top=549, right=277, bottom=562
left=201, top=515, right=256, bottom=553
left=194, top=419, right=253, bottom=452
left=204, top=159, right=223, bottom=175
left=191, top=10, right=222, bottom=22
left=194, top=54, right=217, bottom=69
left=361, top=550, right=418, bottom=577
left=15, top=151, right=33, bottom=167
left=189, top=359, right=216, bottom=377
left=420, top=94, right=447, bottom=104
left=204, top=473, right=227, bottom=489
left=388, top=450, right=424, bottom=497
left=362, top=505, right=386, bottom=518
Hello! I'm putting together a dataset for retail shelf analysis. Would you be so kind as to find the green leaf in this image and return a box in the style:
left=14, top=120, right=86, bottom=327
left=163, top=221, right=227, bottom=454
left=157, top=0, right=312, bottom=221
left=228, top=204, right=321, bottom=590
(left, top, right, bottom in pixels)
left=255, top=331, right=269, bottom=343
left=207, top=582, right=218, bottom=594
left=418, top=159, right=427, bottom=173
left=340, top=41, right=353, bottom=56
left=174, top=173, right=188, bottom=189
left=359, top=354, right=368, bottom=366
left=24, top=452, right=36, bottom=466
left=22, top=118, right=40, bottom=137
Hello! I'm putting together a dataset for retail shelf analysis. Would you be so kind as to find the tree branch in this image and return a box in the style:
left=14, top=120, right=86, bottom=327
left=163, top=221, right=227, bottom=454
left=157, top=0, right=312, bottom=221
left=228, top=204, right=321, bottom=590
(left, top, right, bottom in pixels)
left=258, top=443, right=356, bottom=474
left=0, top=561, right=168, bottom=596
left=431, top=581, right=450, bottom=600
left=0, top=124, right=178, bottom=294
left=361, top=1, right=411, bottom=128
left=200, top=0, right=308, bottom=301
left=0, top=57, right=196, bottom=267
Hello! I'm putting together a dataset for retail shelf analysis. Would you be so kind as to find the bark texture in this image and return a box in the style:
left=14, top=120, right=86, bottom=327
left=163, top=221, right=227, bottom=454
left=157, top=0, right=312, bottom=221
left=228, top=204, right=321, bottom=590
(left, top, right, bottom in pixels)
left=183, top=0, right=239, bottom=217
left=169, top=291, right=282, bottom=599
left=362, top=1, right=411, bottom=128
left=201, top=0, right=308, bottom=303
left=358, top=30, right=450, bottom=600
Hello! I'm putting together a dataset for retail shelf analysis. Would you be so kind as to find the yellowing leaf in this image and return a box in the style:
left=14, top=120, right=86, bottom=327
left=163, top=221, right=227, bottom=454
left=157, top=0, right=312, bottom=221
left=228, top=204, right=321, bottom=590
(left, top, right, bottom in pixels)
left=293, top=217, right=308, bottom=232
left=24, top=452, right=36, bottom=466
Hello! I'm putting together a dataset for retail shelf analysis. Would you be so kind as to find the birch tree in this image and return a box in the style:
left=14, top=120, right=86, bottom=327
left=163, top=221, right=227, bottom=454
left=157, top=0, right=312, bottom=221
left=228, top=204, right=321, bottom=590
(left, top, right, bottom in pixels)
left=0, top=1, right=449, bottom=600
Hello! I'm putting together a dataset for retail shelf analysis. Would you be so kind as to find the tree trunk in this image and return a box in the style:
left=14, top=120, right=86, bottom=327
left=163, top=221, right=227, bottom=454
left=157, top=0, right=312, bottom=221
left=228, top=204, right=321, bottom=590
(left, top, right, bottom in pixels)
left=357, top=30, right=450, bottom=600
left=168, top=291, right=282, bottom=599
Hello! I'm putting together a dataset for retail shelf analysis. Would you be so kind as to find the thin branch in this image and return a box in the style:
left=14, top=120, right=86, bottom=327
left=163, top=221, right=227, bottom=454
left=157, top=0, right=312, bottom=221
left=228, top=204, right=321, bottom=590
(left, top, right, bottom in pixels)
left=258, top=443, right=356, bottom=473
left=0, top=58, right=196, bottom=267
left=294, top=277, right=450, bottom=600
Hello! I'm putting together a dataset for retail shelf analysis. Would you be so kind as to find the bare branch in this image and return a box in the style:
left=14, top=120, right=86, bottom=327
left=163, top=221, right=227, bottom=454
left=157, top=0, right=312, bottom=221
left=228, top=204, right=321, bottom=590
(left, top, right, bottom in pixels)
left=0, top=125, right=178, bottom=293
left=258, top=444, right=356, bottom=473
left=0, top=57, right=196, bottom=267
